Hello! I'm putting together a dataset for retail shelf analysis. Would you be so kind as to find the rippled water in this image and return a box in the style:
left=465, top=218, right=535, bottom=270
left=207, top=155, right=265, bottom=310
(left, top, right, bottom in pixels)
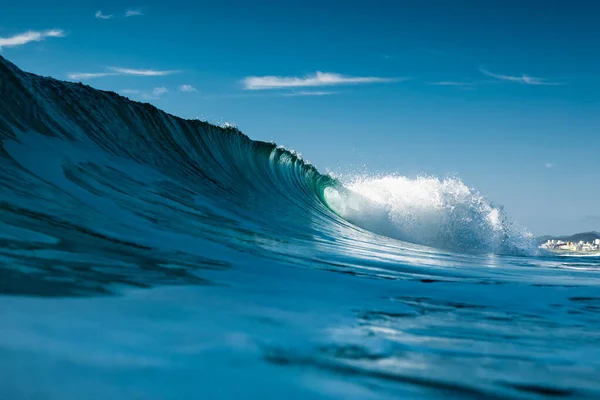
left=1, top=55, right=599, bottom=399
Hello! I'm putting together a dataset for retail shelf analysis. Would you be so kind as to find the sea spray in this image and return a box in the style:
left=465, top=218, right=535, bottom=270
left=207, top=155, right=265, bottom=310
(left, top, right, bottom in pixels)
left=325, top=175, right=536, bottom=254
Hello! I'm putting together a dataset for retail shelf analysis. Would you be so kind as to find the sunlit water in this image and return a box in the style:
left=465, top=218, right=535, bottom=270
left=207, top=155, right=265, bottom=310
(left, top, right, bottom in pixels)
left=1, top=56, right=599, bottom=399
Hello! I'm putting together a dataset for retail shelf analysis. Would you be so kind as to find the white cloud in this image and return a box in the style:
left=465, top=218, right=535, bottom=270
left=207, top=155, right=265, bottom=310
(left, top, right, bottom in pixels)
left=281, top=91, right=336, bottom=97
left=68, top=67, right=181, bottom=80
left=0, top=29, right=65, bottom=49
left=428, top=81, right=472, bottom=86
left=179, top=84, right=197, bottom=92
left=125, top=10, right=143, bottom=17
left=68, top=72, right=119, bottom=80
left=152, top=87, right=168, bottom=96
left=242, top=71, right=401, bottom=90
left=95, top=11, right=113, bottom=19
left=545, top=163, right=554, bottom=168
left=128, top=87, right=169, bottom=100
left=479, top=68, right=562, bottom=85
left=108, top=67, right=181, bottom=76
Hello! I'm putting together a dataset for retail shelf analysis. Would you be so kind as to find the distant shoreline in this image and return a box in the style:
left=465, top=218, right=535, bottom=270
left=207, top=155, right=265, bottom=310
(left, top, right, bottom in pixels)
left=547, top=249, right=600, bottom=256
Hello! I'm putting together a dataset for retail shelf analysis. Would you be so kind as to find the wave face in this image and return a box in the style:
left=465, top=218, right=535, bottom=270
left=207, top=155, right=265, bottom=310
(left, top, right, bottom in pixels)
left=1, top=56, right=600, bottom=400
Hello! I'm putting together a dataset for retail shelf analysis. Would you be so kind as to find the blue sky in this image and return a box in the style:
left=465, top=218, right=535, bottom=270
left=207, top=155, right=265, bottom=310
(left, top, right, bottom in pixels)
left=1, top=0, right=599, bottom=235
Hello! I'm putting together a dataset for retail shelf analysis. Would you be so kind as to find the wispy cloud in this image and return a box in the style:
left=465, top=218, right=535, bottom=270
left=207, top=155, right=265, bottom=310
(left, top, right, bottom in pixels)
left=243, top=71, right=401, bottom=90
left=427, top=81, right=477, bottom=91
left=68, top=67, right=181, bottom=80
left=125, top=10, right=143, bottom=17
left=96, top=9, right=143, bottom=19
left=281, top=91, right=337, bottom=97
left=178, top=84, right=197, bottom=92
left=428, top=81, right=473, bottom=86
left=140, top=87, right=168, bottom=100
left=545, top=163, right=554, bottom=168
left=0, top=29, right=65, bottom=49
left=479, top=68, right=562, bottom=85
left=95, top=11, right=113, bottom=19
left=200, top=90, right=342, bottom=100
left=108, top=67, right=181, bottom=76
left=152, top=86, right=168, bottom=97
left=68, top=72, right=119, bottom=80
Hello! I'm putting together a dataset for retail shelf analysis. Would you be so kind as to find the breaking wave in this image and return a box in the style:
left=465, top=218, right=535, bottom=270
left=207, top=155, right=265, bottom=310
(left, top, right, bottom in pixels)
left=0, top=55, right=533, bottom=258
left=325, top=175, right=534, bottom=254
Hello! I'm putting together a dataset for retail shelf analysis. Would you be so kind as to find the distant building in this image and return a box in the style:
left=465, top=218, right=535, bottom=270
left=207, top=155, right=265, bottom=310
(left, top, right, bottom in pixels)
left=540, top=237, right=600, bottom=252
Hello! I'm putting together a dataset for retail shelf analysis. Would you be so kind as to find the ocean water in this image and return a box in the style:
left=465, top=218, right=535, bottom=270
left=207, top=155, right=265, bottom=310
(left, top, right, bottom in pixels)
left=1, top=56, right=599, bottom=399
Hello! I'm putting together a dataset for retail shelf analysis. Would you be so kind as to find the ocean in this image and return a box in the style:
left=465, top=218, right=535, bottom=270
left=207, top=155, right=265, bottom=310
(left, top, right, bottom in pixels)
left=1, top=55, right=599, bottom=399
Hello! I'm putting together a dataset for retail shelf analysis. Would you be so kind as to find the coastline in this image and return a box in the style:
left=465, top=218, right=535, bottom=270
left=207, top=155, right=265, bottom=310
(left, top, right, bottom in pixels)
left=547, top=249, right=600, bottom=256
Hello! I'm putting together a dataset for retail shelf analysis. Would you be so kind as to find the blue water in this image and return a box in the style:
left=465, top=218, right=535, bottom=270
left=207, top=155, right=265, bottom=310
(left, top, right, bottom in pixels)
left=1, top=56, right=599, bottom=399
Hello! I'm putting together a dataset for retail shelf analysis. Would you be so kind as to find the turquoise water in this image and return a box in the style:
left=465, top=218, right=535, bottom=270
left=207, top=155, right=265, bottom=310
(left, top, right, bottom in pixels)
left=1, top=56, right=599, bottom=399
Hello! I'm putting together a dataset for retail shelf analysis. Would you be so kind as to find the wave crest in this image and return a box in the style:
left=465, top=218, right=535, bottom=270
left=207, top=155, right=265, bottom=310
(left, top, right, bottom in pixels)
left=324, top=176, right=535, bottom=254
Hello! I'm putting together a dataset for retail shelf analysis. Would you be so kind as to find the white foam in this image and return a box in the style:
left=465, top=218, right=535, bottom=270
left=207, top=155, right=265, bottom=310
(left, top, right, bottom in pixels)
left=325, top=175, right=532, bottom=254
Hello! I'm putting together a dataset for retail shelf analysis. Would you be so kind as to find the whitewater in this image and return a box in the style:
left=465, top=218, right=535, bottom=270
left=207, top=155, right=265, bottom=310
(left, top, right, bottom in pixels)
left=1, top=56, right=599, bottom=399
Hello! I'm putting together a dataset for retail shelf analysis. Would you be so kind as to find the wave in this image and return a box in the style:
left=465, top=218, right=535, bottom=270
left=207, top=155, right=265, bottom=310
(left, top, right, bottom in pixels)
left=0, top=55, right=533, bottom=260
left=4, top=56, right=600, bottom=400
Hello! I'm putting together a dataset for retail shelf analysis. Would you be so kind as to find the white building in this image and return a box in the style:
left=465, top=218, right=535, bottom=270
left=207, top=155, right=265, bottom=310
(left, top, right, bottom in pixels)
left=540, top=238, right=600, bottom=252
